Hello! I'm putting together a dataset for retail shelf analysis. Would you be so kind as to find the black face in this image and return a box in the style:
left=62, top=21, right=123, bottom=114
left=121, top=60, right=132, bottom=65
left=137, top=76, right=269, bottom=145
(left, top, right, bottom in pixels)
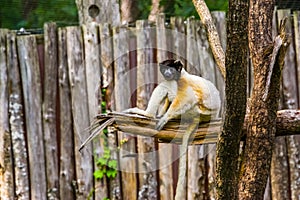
left=159, top=59, right=183, bottom=81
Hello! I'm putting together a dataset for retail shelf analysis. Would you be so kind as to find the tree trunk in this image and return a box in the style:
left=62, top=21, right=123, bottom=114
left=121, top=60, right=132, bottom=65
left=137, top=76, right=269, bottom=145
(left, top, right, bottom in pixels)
left=120, top=0, right=140, bottom=24
left=148, top=0, right=175, bottom=22
left=76, top=0, right=120, bottom=26
left=238, top=0, right=289, bottom=199
left=148, top=0, right=163, bottom=22
left=216, top=0, right=249, bottom=200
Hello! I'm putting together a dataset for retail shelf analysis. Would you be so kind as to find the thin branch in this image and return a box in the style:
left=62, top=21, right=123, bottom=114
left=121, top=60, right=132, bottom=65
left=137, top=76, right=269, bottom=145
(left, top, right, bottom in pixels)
left=192, top=0, right=226, bottom=78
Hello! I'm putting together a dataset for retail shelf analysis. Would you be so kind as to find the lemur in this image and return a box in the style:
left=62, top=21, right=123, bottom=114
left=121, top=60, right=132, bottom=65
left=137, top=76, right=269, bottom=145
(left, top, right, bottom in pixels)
left=125, top=59, right=220, bottom=199
left=125, top=59, right=220, bottom=129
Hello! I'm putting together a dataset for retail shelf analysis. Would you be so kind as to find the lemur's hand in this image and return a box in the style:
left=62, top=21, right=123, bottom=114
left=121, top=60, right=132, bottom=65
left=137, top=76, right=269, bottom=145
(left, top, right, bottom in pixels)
left=123, top=107, right=155, bottom=118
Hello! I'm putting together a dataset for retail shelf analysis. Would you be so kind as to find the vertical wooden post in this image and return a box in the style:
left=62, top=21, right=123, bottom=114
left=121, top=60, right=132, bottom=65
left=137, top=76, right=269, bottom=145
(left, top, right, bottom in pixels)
left=58, top=27, right=76, bottom=200
left=99, top=23, right=121, bottom=199
left=82, top=22, right=106, bottom=199
left=7, top=32, right=30, bottom=200
left=113, top=26, right=137, bottom=200
left=170, top=17, right=186, bottom=63
left=156, top=14, right=175, bottom=200
left=270, top=9, right=291, bottom=200
left=17, top=35, right=47, bottom=200
left=66, top=26, right=93, bottom=200
left=211, top=11, right=226, bottom=114
left=277, top=9, right=300, bottom=200
left=0, top=29, right=14, bottom=200
left=136, top=20, right=158, bottom=199
left=43, top=22, right=59, bottom=199
left=186, top=17, right=201, bottom=75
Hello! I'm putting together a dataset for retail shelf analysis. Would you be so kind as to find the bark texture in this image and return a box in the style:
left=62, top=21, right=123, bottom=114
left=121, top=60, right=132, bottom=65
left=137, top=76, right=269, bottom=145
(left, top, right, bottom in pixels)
left=238, top=0, right=290, bottom=199
left=216, top=0, right=249, bottom=199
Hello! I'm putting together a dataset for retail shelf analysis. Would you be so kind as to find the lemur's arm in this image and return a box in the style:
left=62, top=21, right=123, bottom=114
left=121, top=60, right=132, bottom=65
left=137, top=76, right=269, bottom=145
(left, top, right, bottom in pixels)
left=124, top=83, right=169, bottom=118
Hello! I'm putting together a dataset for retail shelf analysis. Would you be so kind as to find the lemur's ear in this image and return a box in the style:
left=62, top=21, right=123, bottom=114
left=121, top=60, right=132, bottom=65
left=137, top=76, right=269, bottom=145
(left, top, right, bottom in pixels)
left=174, top=59, right=183, bottom=71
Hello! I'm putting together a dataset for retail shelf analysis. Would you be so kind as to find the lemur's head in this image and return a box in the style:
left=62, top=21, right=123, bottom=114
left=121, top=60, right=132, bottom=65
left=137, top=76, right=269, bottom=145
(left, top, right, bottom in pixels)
left=159, top=59, right=183, bottom=81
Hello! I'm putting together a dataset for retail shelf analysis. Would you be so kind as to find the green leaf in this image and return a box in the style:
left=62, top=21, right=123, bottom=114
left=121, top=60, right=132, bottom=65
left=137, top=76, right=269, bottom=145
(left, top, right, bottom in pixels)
left=108, top=160, right=117, bottom=169
left=94, top=170, right=104, bottom=179
left=97, top=157, right=107, bottom=166
left=106, top=169, right=117, bottom=178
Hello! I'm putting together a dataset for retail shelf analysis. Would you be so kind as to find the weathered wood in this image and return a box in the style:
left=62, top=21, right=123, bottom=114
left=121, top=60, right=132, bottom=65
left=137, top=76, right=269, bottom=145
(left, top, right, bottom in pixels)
left=100, top=23, right=114, bottom=102
left=43, top=22, right=59, bottom=199
left=186, top=17, right=200, bottom=75
left=7, top=32, right=30, bottom=200
left=0, top=29, right=14, bottom=200
left=278, top=10, right=300, bottom=200
left=295, top=11, right=300, bottom=105
left=17, top=34, right=47, bottom=200
left=136, top=20, right=158, bottom=199
left=82, top=22, right=105, bottom=199
left=99, top=23, right=121, bottom=199
left=76, top=0, right=121, bottom=26
left=113, top=26, right=137, bottom=200
left=58, top=27, right=75, bottom=200
left=211, top=11, right=226, bottom=116
left=156, top=14, right=175, bottom=200
left=270, top=10, right=294, bottom=200
left=170, top=17, right=186, bottom=63
left=66, top=26, right=93, bottom=200
left=156, top=13, right=168, bottom=82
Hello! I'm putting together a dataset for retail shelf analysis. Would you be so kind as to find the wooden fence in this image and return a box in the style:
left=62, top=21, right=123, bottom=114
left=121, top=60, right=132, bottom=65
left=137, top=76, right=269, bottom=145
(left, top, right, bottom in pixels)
left=0, top=10, right=299, bottom=200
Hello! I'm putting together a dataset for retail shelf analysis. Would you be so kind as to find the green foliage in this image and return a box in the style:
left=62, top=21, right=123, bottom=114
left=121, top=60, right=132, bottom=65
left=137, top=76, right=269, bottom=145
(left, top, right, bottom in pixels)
left=94, top=88, right=117, bottom=181
left=1, top=0, right=228, bottom=29
left=0, top=0, right=78, bottom=29
left=94, top=147, right=118, bottom=180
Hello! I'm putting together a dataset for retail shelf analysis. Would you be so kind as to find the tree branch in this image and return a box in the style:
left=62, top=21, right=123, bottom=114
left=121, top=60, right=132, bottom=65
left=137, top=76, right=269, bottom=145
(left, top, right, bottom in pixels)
left=192, top=0, right=226, bottom=78
left=81, top=110, right=300, bottom=147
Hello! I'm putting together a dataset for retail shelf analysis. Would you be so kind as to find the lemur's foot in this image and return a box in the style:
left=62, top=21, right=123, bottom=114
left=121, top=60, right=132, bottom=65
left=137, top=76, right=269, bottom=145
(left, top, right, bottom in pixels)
left=155, top=116, right=168, bottom=131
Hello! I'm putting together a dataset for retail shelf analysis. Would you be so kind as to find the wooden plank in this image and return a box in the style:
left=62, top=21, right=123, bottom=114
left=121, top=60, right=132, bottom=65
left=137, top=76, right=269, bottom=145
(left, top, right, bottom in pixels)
left=66, top=26, right=93, bottom=200
left=17, top=34, right=47, bottom=200
left=294, top=11, right=300, bottom=105
left=156, top=14, right=175, bottom=200
left=58, top=27, right=75, bottom=200
left=170, top=17, right=186, bottom=63
left=82, top=22, right=106, bottom=199
left=211, top=11, right=226, bottom=117
left=156, top=13, right=168, bottom=82
left=186, top=17, right=201, bottom=75
left=99, top=23, right=121, bottom=200
left=0, top=29, right=14, bottom=200
left=43, top=22, right=59, bottom=199
left=136, top=20, right=158, bottom=199
left=7, top=32, right=30, bottom=200
left=113, top=26, right=137, bottom=200
left=278, top=9, right=300, bottom=200
left=270, top=9, right=290, bottom=200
